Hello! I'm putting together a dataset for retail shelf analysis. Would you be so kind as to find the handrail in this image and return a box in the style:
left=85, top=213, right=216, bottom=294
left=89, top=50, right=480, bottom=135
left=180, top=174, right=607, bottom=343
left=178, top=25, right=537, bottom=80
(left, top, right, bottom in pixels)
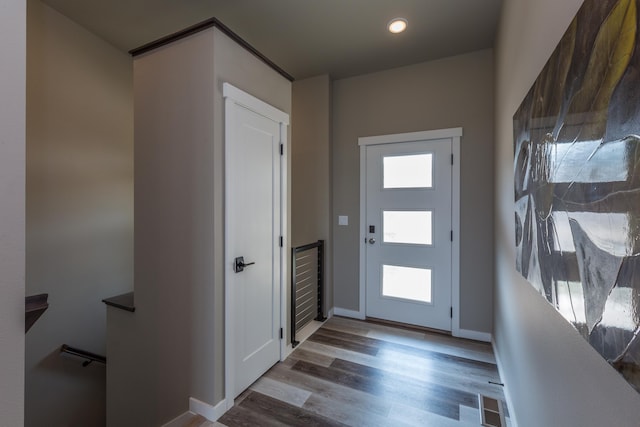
left=291, top=240, right=327, bottom=348
left=60, top=344, right=106, bottom=367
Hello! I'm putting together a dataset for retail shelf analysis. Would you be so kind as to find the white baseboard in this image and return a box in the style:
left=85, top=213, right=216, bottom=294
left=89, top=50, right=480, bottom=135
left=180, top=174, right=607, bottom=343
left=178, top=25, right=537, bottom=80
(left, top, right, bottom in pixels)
left=492, top=339, right=518, bottom=427
left=333, top=307, right=365, bottom=319
left=189, top=397, right=228, bottom=422
left=455, top=328, right=492, bottom=343
left=327, top=307, right=334, bottom=318
left=283, top=342, right=293, bottom=359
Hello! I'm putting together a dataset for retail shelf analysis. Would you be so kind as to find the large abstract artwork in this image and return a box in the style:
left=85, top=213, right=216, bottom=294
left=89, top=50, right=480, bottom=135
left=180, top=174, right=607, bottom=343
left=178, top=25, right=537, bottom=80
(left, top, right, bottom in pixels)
left=514, top=0, right=640, bottom=391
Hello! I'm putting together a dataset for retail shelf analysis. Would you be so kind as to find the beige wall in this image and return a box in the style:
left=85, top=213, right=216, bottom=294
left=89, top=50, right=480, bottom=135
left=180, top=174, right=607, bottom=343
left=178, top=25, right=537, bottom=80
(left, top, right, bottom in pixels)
left=332, top=50, right=495, bottom=333
left=494, top=0, right=640, bottom=425
left=292, top=75, right=332, bottom=312
left=213, top=25, right=292, bottom=402
left=25, top=1, right=134, bottom=425
left=0, top=0, right=26, bottom=425
left=111, top=30, right=217, bottom=426
left=109, top=27, right=291, bottom=426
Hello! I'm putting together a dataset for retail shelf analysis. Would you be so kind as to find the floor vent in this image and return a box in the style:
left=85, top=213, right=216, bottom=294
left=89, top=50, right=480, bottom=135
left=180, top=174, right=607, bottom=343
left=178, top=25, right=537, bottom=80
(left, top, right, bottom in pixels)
left=478, top=394, right=505, bottom=427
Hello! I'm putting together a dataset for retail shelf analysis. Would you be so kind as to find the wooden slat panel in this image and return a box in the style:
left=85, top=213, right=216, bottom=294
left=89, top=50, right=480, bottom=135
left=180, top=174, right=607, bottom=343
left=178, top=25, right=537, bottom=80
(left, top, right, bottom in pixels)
left=291, top=360, right=461, bottom=420
left=228, top=391, right=347, bottom=427
left=307, top=330, right=379, bottom=356
left=265, top=361, right=393, bottom=417
left=249, top=377, right=311, bottom=408
left=220, top=317, right=511, bottom=426
left=313, top=327, right=498, bottom=373
left=298, top=339, right=505, bottom=398
left=329, top=358, right=478, bottom=408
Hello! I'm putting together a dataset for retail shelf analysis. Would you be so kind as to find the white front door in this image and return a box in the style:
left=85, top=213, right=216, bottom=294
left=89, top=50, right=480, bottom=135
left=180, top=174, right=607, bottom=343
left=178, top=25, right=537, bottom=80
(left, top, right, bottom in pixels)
left=224, top=84, right=288, bottom=399
left=363, top=137, right=453, bottom=331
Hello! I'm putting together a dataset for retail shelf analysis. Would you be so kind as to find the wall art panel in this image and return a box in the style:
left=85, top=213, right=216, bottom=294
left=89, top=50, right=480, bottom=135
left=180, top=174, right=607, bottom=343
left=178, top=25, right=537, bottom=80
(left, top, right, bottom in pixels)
left=514, top=0, right=640, bottom=391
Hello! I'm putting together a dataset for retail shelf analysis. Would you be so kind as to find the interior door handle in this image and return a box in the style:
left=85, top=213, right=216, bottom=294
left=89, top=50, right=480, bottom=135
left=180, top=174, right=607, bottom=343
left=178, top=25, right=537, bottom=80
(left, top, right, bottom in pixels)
left=234, top=256, right=255, bottom=273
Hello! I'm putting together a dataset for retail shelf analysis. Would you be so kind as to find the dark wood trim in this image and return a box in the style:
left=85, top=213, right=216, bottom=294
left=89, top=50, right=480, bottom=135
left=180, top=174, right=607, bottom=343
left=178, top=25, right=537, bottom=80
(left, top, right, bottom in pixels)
left=363, top=316, right=453, bottom=337
left=293, top=240, right=323, bottom=254
left=26, top=293, right=49, bottom=333
left=129, top=17, right=294, bottom=82
left=102, top=292, right=135, bottom=312
left=129, top=18, right=216, bottom=56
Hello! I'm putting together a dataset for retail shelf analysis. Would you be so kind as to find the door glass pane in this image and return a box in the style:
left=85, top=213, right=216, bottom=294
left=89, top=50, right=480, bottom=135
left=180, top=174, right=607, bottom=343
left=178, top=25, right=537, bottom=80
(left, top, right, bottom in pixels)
left=383, top=153, right=433, bottom=188
left=382, top=265, right=432, bottom=303
left=383, top=211, right=432, bottom=244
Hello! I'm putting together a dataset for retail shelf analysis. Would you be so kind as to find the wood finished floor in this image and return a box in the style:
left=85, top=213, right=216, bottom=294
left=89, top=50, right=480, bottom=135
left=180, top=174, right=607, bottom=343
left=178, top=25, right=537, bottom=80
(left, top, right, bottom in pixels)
left=215, top=317, right=510, bottom=427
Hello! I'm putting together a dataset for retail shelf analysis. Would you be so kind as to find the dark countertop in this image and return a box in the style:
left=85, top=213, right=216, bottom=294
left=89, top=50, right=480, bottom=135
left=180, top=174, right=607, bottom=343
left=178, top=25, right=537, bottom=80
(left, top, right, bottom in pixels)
left=102, top=292, right=135, bottom=312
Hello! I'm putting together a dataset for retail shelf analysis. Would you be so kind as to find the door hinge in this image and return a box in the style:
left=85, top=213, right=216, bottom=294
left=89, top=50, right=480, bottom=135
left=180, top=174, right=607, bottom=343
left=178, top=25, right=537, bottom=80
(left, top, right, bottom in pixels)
left=451, top=154, right=454, bottom=165
left=450, top=307, right=453, bottom=318
left=450, top=230, right=453, bottom=241
left=280, top=328, right=284, bottom=339
left=279, top=236, right=283, bottom=247
left=280, top=144, right=284, bottom=155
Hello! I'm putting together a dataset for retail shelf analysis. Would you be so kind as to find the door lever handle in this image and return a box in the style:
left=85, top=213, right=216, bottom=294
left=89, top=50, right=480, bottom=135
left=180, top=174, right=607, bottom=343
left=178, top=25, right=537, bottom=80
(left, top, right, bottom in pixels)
left=234, top=256, right=255, bottom=273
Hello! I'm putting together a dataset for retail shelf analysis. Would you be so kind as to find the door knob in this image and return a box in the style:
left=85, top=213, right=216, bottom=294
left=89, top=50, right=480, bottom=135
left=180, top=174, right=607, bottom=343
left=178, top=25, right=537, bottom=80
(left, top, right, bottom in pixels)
left=368, top=238, right=376, bottom=245
left=234, top=256, right=255, bottom=273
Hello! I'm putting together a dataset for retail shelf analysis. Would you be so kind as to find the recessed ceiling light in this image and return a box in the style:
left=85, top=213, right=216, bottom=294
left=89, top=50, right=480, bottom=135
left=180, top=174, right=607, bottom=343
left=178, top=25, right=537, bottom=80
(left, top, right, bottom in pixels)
left=388, top=18, right=408, bottom=34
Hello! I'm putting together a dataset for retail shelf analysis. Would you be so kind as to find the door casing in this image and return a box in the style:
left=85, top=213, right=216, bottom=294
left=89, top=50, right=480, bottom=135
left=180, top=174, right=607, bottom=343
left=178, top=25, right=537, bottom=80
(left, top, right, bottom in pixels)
left=358, top=128, right=462, bottom=336
left=223, top=82, right=289, bottom=409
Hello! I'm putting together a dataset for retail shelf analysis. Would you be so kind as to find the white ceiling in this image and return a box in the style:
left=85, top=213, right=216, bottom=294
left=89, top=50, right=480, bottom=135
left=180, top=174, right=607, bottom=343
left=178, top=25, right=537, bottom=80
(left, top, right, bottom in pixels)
left=41, top=0, right=502, bottom=80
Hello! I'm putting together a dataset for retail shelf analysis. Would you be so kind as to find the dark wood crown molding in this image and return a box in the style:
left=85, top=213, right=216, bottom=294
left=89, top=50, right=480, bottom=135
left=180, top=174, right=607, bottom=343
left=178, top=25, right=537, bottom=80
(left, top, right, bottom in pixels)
left=129, top=17, right=294, bottom=82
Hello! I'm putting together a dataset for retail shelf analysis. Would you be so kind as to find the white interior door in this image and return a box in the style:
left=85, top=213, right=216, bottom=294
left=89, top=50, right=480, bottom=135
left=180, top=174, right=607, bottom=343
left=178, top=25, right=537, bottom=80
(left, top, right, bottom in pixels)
left=225, top=84, right=286, bottom=399
left=364, top=138, right=453, bottom=331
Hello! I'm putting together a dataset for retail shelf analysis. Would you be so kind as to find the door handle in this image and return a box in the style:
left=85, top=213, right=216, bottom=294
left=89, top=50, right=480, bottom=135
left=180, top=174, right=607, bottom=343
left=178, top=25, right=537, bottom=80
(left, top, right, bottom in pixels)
left=234, top=256, right=255, bottom=273
left=368, top=238, right=376, bottom=245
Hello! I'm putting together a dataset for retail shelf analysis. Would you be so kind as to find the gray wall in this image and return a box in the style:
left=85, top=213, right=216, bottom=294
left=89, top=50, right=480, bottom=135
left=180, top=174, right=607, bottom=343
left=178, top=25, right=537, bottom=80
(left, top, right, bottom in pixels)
left=494, top=0, right=640, bottom=425
left=25, top=2, right=133, bottom=425
left=213, top=26, right=292, bottom=401
left=0, top=0, right=26, bottom=425
left=108, top=27, right=291, bottom=426
left=292, top=75, right=333, bottom=312
left=110, top=30, right=217, bottom=427
left=332, top=50, right=495, bottom=333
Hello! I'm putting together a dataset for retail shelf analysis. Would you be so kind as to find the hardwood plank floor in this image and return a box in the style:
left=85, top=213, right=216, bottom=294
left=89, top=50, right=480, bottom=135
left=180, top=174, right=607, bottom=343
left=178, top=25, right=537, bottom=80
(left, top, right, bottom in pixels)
left=217, top=317, right=510, bottom=427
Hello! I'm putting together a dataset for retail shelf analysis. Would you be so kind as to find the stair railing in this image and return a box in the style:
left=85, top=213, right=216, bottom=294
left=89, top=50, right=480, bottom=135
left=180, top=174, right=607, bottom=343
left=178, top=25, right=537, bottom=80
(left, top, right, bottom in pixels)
left=291, top=240, right=327, bottom=347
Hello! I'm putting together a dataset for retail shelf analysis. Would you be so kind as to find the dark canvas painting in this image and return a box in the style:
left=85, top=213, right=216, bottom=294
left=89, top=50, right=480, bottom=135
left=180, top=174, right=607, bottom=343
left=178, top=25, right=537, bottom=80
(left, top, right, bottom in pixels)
left=514, top=0, right=640, bottom=391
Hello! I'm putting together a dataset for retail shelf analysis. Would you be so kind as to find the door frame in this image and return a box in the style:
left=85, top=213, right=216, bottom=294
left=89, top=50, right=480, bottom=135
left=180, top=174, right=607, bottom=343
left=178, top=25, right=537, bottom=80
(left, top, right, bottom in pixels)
left=223, top=83, right=289, bottom=409
left=358, top=128, right=462, bottom=336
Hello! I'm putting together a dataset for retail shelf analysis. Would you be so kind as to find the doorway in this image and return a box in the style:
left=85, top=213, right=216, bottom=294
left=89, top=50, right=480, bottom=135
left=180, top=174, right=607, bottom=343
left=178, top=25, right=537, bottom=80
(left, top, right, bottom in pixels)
left=359, top=128, right=461, bottom=332
left=223, top=83, right=289, bottom=402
